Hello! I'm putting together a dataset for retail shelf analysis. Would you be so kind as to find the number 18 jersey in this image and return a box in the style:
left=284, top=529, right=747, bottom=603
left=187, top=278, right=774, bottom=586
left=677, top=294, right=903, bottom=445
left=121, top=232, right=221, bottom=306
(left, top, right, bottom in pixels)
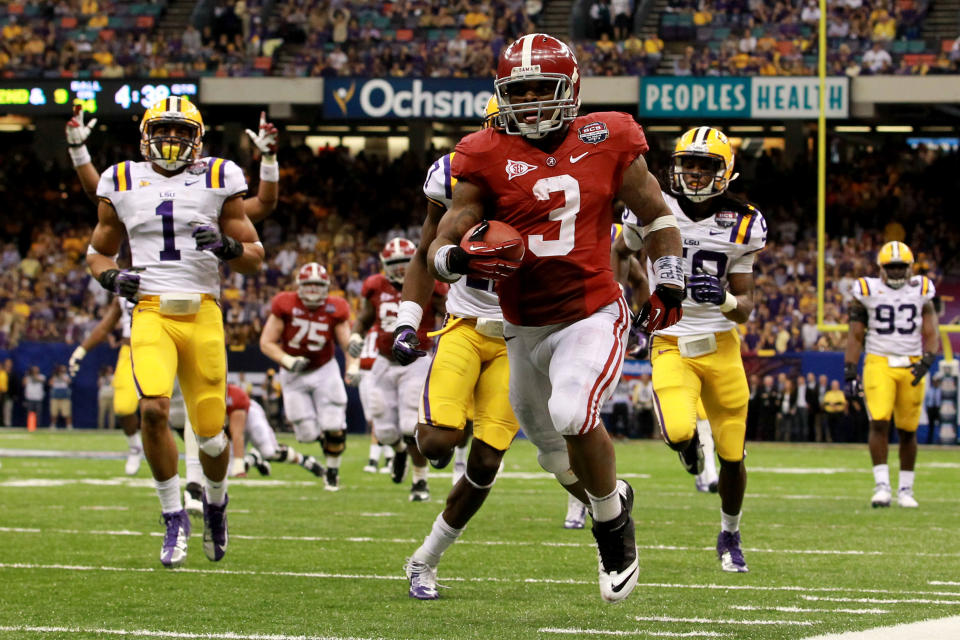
left=648, top=191, right=766, bottom=338
left=852, top=275, right=935, bottom=357
left=96, top=157, right=247, bottom=296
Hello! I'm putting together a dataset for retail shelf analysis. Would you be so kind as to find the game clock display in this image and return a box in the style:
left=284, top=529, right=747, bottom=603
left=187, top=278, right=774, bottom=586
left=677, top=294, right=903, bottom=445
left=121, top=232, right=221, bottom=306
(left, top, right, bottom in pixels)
left=0, top=79, right=199, bottom=115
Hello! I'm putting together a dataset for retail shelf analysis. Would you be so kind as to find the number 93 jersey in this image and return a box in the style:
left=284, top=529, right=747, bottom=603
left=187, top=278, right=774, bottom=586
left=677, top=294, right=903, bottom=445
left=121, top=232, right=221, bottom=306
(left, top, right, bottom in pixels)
left=96, top=158, right=247, bottom=296
left=270, top=291, right=351, bottom=370
left=645, top=191, right=766, bottom=337
left=852, top=275, right=935, bottom=357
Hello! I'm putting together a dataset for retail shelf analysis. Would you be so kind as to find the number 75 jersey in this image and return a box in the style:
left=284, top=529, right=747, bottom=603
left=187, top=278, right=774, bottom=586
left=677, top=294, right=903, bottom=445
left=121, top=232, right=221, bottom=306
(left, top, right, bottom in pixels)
left=96, top=158, right=247, bottom=296
left=852, top=275, right=935, bottom=357
left=646, top=191, right=766, bottom=337
left=270, top=291, right=351, bottom=370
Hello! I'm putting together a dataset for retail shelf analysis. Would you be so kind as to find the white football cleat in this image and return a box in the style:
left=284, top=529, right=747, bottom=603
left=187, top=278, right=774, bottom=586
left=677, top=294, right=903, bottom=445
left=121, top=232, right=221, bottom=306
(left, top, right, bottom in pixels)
left=871, top=484, right=892, bottom=508
left=124, top=446, right=143, bottom=476
left=897, top=488, right=918, bottom=508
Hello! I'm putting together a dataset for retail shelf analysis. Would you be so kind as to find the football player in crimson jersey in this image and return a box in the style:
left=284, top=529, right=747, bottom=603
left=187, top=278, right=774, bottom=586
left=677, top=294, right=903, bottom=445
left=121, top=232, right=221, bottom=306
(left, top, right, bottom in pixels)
left=641, top=127, right=767, bottom=573
left=426, top=34, right=684, bottom=603
left=259, top=262, right=356, bottom=491
left=348, top=237, right=448, bottom=502
left=223, top=383, right=323, bottom=479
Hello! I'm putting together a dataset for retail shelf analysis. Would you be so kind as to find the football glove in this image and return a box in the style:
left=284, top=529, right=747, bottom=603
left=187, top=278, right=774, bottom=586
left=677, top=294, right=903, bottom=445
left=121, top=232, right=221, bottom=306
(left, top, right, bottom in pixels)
left=392, top=325, right=426, bottom=366
left=280, top=354, right=310, bottom=373
left=68, top=346, right=87, bottom=378
left=192, top=224, right=244, bottom=261
left=688, top=272, right=726, bottom=305
left=244, top=111, right=279, bottom=157
left=910, top=352, right=936, bottom=386
left=66, top=104, right=97, bottom=147
left=844, top=362, right=861, bottom=399
left=446, top=238, right=523, bottom=282
left=98, top=268, right=140, bottom=302
left=636, top=284, right=684, bottom=332
left=347, top=333, right=364, bottom=358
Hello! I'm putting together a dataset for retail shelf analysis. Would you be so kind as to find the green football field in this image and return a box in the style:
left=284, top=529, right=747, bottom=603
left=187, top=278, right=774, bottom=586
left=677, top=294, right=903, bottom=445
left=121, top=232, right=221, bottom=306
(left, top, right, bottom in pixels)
left=1, top=429, right=958, bottom=640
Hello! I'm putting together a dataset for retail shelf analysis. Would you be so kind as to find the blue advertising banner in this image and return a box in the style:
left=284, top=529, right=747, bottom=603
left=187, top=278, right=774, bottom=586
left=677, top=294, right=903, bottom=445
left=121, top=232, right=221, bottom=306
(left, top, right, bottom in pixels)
left=324, top=78, right=493, bottom=119
left=639, top=77, right=849, bottom=119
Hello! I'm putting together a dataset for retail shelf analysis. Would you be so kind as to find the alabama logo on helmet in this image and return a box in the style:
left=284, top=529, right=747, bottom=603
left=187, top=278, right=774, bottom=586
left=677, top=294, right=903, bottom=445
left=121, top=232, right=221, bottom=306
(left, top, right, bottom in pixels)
left=381, top=237, right=416, bottom=285
left=296, top=262, right=330, bottom=308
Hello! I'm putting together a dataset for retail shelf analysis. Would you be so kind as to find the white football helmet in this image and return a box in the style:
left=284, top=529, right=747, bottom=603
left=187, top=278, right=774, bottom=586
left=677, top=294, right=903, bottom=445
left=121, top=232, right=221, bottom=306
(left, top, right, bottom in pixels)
left=380, top=237, right=416, bottom=286
left=296, top=262, right=330, bottom=309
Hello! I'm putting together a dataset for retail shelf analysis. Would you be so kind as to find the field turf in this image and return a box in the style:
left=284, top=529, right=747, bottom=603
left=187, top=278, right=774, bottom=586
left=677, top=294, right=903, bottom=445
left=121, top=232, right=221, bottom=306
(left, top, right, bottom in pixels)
left=1, top=429, right=958, bottom=639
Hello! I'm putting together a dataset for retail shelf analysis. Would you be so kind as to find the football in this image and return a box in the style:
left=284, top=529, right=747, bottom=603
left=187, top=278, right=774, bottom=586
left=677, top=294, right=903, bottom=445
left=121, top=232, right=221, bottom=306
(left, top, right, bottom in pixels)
left=460, top=220, right=525, bottom=262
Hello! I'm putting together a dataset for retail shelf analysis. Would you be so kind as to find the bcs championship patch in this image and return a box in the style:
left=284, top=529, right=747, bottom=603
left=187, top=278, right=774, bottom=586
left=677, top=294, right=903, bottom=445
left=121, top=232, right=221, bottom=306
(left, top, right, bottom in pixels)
left=578, top=122, right=609, bottom=145
left=715, top=211, right=738, bottom=228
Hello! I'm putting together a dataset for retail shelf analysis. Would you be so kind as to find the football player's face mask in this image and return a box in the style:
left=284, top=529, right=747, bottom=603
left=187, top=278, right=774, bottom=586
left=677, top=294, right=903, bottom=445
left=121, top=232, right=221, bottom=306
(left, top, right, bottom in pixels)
left=670, top=126, right=737, bottom=203
left=140, top=96, right=204, bottom=171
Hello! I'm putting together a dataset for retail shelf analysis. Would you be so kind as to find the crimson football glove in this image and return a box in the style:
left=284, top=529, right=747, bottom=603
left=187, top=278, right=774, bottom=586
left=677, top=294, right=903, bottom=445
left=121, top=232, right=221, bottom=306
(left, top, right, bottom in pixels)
left=244, top=111, right=279, bottom=157
left=636, top=284, right=684, bottom=332
left=446, top=244, right=522, bottom=282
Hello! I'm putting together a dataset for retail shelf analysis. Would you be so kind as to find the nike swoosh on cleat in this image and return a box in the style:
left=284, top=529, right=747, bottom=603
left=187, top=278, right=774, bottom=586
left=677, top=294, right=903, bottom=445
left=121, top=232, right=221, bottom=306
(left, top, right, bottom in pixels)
left=611, top=565, right=638, bottom=593
left=570, top=152, right=589, bottom=163
left=504, top=336, right=515, bottom=341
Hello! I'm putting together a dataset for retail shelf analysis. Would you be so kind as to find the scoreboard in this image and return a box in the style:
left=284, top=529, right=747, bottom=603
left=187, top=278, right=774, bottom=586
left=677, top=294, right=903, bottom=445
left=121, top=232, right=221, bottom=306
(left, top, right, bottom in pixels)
left=0, top=80, right=199, bottom=115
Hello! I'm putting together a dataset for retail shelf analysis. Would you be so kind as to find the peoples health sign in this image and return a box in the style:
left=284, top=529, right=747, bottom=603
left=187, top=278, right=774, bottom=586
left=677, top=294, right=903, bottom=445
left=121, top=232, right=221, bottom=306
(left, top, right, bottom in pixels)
left=324, top=78, right=493, bottom=119
left=640, top=77, right=849, bottom=119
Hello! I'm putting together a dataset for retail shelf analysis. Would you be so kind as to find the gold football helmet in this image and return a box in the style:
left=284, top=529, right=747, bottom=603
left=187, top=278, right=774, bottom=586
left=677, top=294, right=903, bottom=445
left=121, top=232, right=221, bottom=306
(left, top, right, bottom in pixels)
left=876, top=240, right=914, bottom=289
left=139, top=95, right=204, bottom=171
left=482, top=94, right=500, bottom=130
left=669, top=126, right=737, bottom=203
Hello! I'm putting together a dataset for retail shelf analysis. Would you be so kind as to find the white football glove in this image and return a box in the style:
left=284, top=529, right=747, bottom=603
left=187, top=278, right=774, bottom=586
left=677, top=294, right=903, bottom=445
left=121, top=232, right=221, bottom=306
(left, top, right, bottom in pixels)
left=68, top=346, right=87, bottom=378
left=244, top=111, right=278, bottom=159
left=66, top=104, right=97, bottom=147
left=229, top=457, right=247, bottom=478
left=347, top=333, right=364, bottom=358
left=281, top=354, right=310, bottom=373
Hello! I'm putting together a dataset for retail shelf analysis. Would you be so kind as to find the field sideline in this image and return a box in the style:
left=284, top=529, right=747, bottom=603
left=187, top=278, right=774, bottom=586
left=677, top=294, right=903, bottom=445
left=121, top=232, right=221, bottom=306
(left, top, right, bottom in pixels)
left=1, top=430, right=958, bottom=640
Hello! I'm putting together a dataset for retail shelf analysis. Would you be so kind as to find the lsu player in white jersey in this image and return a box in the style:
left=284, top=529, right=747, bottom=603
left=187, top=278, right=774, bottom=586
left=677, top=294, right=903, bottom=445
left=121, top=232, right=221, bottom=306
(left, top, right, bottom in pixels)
left=86, top=96, right=264, bottom=568
left=394, top=97, right=596, bottom=600
left=844, top=241, right=939, bottom=508
left=632, top=126, right=765, bottom=573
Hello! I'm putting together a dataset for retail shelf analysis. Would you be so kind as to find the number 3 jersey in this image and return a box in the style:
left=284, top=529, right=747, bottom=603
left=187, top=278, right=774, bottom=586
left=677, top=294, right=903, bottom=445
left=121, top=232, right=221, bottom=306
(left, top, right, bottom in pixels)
left=96, top=158, right=247, bottom=296
left=645, top=191, right=767, bottom=338
left=852, top=275, right=935, bottom=357
left=451, top=112, right=647, bottom=327
left=270, top=291, right=351, bottom=370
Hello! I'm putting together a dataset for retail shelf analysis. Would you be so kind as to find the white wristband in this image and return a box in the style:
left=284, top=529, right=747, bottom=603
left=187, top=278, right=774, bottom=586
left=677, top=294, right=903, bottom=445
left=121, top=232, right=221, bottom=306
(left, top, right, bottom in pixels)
left=259, top=160, right=279, bottom=182
left=719, top=291, right=738, bottom=313
left=71, top=346, right=87, bottom=361
left=641, top=213, right=679, bottom=239
left=653, top=255, right=685, bottom=289
left=396, top=300, right=424, bottom=329
left=433, top=245, right=462, bottom=283
left=68, top=145, right=91, bottom=168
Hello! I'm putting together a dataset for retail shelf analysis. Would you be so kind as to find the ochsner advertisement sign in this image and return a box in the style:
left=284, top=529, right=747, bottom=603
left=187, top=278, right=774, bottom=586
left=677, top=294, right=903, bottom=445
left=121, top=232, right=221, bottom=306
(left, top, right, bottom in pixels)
left=324, top=78, right=493, bottom=119
left=640, top=77, right=849, bottom=119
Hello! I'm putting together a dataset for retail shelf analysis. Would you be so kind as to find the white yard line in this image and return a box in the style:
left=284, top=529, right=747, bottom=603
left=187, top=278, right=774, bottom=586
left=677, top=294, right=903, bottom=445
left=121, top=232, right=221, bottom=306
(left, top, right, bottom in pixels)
left=798, top=615, right=960, bottom=639
left=634, top=616, right=815, bottom=626
left=4, top=525, right=960, bottom=559
left=0, top=625, right=393, bottom=640
left=730, top=605, right=889, bottom=615
left=539, top=629, right=730, bottom=637
left=801, top=595, right=960, bottom=605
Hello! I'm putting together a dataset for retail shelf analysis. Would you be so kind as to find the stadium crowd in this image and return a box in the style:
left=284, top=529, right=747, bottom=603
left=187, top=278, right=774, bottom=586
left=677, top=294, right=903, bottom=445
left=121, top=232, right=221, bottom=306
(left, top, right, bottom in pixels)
left=1, top=0, right=954, bottom=78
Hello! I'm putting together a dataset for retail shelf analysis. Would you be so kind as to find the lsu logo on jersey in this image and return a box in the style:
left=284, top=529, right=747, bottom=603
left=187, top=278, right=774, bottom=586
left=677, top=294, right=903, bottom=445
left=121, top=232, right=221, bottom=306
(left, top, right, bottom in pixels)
left=505, top=159, right=538, bottom=180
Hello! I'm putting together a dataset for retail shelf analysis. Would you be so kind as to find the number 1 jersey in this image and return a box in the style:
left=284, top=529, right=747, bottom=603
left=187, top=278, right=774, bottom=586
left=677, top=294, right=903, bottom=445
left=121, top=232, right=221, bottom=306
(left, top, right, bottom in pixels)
left=96, top=158, right=247, bottom=296
left=451, top=112, right=647, bottom=327
left=852, top=275, right=935, bottom=357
